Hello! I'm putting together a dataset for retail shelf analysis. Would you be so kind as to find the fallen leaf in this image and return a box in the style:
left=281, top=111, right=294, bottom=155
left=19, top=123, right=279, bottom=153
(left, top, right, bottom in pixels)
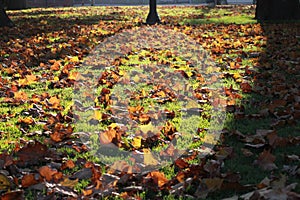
left=146, top=171, right=168, bottom=187
left=60, top=177, right=78, bottom=188
left=253, top=149, right=277, bottom=171
left=0, top=173, right=11, bottom=191
left=143, top=148, right=160, bottom=166
left=39, top=166, right=58, bottom=182
left=21, top=173, right=42, bottom=188
left=16, top=141, right=49, bottom=167
left=0, top=190, right=24, bottom=200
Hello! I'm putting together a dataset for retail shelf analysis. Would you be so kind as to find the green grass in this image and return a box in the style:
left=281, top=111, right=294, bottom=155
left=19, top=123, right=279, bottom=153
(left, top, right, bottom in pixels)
left=1, top=5, right=299, bottom=199
left=74, top=48, right=216, bottom=168
left=183, top=15, right=257, bottom=25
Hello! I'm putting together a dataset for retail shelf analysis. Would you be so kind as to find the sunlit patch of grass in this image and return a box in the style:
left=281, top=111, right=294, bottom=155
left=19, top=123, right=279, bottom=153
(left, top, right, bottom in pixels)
left=74, top=47, right=220, bottom=168
left=183, top=15, right=257, bottom=25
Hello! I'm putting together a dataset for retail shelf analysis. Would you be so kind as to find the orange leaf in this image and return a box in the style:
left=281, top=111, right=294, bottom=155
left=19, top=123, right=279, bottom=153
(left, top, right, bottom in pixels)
left=99, top=130, right=115, bottom=144
left=146, top=171, right=168, bottom=187
left=50, top=61, right=61, bottom=71
left=61, top=160, right=75, bottom=170
left=68, top=71, right=79, bottom=80
left=39, top=166, right=58, bottom=182
left=48, top=96, right=60, bottom=109
left=176, top=171, right=185, bottom=183
left=14, top=91, right=28, bottom=100
left=21, top=173, right=41, bottom=188
left=83, top=189, right=93, bottom=196
left=0, top=190, right=24, bottom=200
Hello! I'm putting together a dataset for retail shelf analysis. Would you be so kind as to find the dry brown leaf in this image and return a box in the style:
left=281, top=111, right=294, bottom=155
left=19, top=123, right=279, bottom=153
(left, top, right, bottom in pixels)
left=253, top=149, right=277, bottom=171
left=21, top=173, right=42, bottom=188
left=39, top=166, right=58, bottom=182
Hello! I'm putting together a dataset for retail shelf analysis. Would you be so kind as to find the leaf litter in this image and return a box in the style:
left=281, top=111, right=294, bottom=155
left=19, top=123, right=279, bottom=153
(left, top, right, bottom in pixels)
left=0, top=5, right=299, bottom=199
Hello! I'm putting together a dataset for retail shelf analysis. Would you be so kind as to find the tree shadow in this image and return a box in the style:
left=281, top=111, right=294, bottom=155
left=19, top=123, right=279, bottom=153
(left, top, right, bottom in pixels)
left=1, top=7, right=126, bottom=41
left=253, top=21, right=300, bottom=134
left=222, top=19, right=300, bottom=193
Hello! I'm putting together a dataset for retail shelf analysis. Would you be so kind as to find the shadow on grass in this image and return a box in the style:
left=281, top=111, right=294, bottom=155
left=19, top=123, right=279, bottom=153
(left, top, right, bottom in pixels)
left=221, top=20, right=300, bottom=196
left=1, top=7, right=126, bottom=41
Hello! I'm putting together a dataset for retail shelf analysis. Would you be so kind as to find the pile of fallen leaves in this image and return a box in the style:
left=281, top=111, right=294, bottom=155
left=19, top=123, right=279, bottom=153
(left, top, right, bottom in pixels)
left=0, top=5, right=299, bottom=199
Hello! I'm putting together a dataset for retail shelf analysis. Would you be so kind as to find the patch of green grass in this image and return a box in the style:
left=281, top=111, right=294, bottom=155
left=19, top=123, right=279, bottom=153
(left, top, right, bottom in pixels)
left=183, top=15, right=257, bottom=25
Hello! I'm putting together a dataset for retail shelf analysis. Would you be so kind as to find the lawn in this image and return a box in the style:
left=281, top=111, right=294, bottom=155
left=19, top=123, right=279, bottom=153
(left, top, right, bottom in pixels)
left=0, top=5, right=299, bottom=199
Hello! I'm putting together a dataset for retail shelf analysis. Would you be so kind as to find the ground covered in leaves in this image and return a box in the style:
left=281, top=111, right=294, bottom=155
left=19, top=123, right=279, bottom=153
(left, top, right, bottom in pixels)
left=0, top=5, right=300, bottom=200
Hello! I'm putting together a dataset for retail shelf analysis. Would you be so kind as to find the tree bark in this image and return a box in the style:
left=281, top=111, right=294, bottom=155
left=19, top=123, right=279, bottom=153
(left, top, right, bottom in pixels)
left=0, top=1, right=14, bottom=27
left=255, top=0, right=300, bottom=21
left=146, top=0, right=160, bottom=25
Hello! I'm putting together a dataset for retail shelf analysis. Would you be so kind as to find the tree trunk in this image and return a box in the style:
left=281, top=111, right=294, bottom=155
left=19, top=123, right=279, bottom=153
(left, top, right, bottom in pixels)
left=0, top=2, right=14, bottom=27
left=146, top=0, right=160, bottom=25
left=255, top=0, right=300, bottom=21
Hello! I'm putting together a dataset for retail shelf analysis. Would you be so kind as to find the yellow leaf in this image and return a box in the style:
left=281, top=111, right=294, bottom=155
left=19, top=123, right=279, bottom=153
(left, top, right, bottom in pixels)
left=53, top=76, right=59, bottom=81
left=18, top=78, right=27, bottom=86
left=94, top=110, right=102, bottom=120
left=139, top=123, right=158, bottom=134
left=132, top=136, right=142, bottom=148
left=108, top=123, right=118, bottom=129
left=144, top=148, right=159, bottom=166
left=119, top=70, right=125, bottom=76
left=141, top=89, right=147, bottom=97
left=69, top=56, right=79, bottom=63
left=68, top=71, right=79, bottom=80
left=186, top=71, right=193, bottom=77
left=132, top=75, right=140, bottom=83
